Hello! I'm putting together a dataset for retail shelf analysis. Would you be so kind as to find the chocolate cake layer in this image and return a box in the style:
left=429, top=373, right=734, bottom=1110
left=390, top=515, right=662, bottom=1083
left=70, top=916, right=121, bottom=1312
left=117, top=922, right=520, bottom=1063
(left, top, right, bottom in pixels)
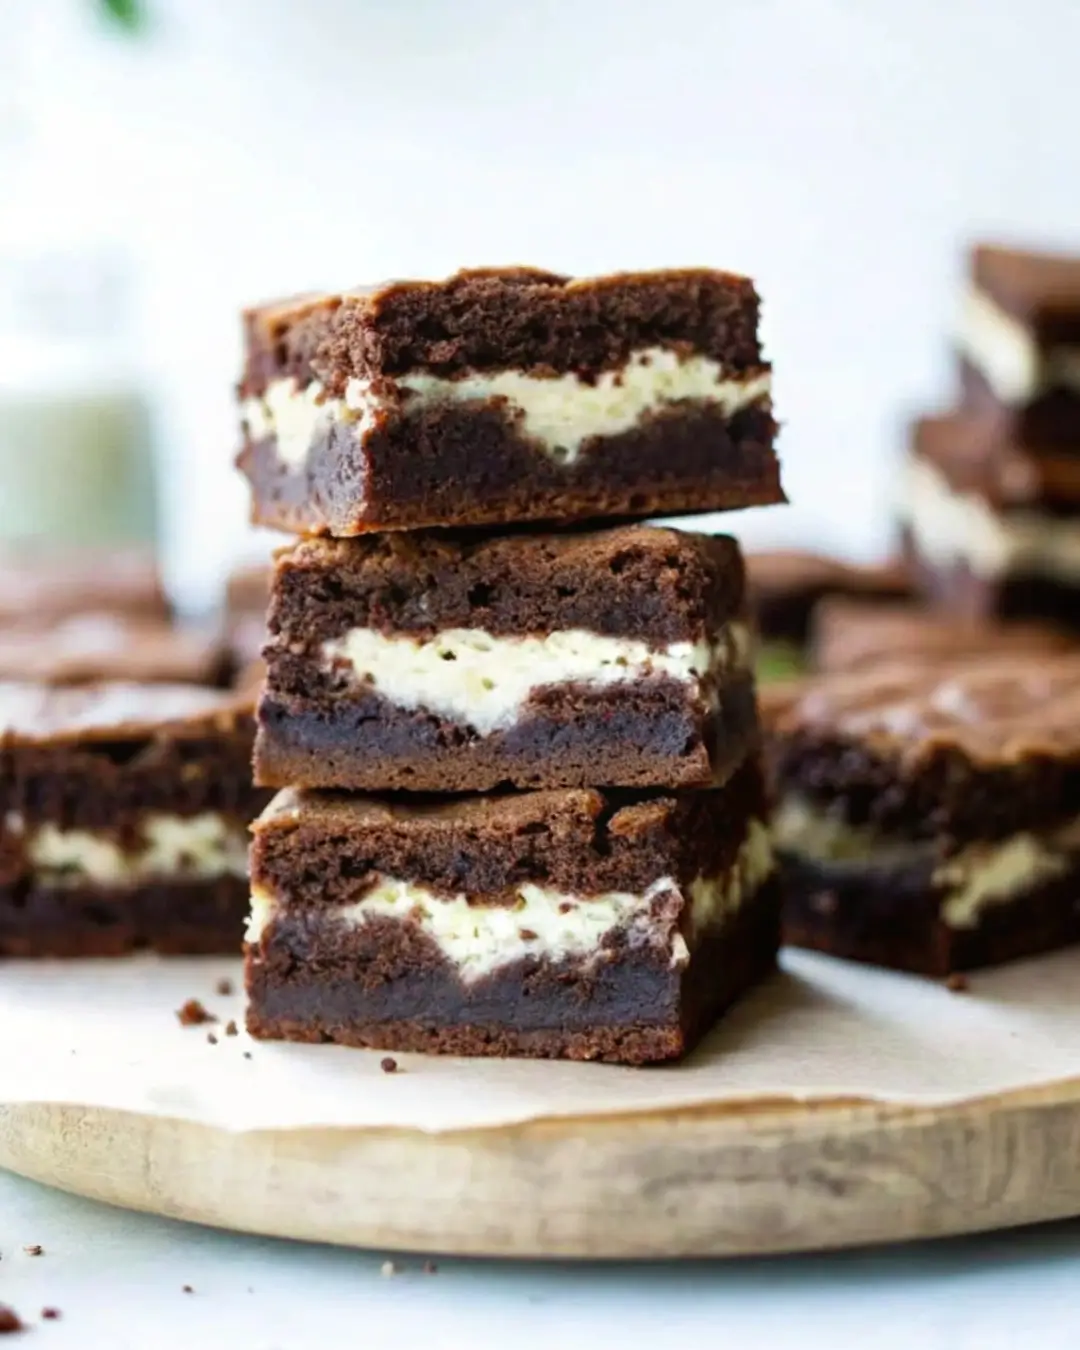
left=0, top=614, right=229, bottom=686
left=0, top=543, right=169, bottom=625
left=0, top=682, right=268, bottom=957
left=244, top=762, right=779, bottom=1064
left=811, top=597, right=1076, bottom=674
left=236, top=267, right=781, bottom=534
left=255, top=526, right=757, bottom=792
left=768, top=657, right=1080, bottom=973
left=957, top=243, right=1080, bottom=441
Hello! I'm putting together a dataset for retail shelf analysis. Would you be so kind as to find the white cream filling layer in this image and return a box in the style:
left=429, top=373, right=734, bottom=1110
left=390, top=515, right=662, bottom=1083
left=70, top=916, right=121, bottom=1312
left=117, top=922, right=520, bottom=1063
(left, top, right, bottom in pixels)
left=242, top=346, right=772, bottom=469
left=900, top=454, right=1080, bottom=581
left=5, top=811, right=249, bottom=887
left=957, top=286, right=1080, bottom=404
left=773, top=795, right=1080, bottom=929
left=321, top=623, right=750, bottom=736
left=247, top=819, right=773, bottom=981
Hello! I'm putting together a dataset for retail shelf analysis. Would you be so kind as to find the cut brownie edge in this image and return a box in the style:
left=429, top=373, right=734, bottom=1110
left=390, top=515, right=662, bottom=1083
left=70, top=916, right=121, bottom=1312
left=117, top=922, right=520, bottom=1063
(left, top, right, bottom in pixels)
left=245, top=871, right=781, bottom=1065
left=254, top=670, right=758, bottom=792
left=239, top=397, right=780, bottom=536
left=0, top=875, right=250, bottom=958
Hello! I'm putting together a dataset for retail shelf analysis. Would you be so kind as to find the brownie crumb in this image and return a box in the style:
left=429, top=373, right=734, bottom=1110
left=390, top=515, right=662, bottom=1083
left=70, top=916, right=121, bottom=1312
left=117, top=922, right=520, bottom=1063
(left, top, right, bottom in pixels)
left=243, top=1050, right=253, bottom=1060
left=215, top=977, right=234, bottom=996
left=225, top=1019, right=238, bottom=1037
left=41, top=1309, right=61, bottom=1321
left=380, top=1056, right=398, bottom=1074
left=22, top=1245, right=42, bottom=1256
left=380, top=1260, right=397, bottom=1278
left=176, top=999, right=216, bottom=1027
left=946, top=973, right=970, bottom=993
left=206, top=1032, right=218, bottom=1045
left=423, top=1260, right=438, bottom=1275
left=0, top=1306, right=23, bottom=1334
left=182, top=1285, right=194, bottom=1295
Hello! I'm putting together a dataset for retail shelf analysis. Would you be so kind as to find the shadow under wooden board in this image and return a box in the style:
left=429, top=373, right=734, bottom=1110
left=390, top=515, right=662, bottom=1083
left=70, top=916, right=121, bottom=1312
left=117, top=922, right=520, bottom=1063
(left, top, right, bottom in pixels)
left=4, top=1079, right=1080, bottom=1258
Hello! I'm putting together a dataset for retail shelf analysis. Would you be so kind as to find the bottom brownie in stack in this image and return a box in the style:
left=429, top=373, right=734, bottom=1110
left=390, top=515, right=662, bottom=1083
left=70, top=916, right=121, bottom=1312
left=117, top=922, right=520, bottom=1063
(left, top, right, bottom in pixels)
left=0, top=683, right=264, bottom=957
left=769, top=657, right=1080, bottom=975
left=244, top=758, right=779, bottom=1064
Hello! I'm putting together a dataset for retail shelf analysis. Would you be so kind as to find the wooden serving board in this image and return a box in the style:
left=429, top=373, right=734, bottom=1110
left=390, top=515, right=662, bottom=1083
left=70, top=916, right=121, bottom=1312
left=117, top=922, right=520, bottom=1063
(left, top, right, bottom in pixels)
left=4, top=1079, right=1080, bottom=1258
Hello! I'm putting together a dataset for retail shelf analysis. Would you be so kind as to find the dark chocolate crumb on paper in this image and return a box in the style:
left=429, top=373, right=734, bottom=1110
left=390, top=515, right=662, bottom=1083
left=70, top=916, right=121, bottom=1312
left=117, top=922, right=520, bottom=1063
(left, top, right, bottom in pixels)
left=176, top=999, right=217, bottom=1027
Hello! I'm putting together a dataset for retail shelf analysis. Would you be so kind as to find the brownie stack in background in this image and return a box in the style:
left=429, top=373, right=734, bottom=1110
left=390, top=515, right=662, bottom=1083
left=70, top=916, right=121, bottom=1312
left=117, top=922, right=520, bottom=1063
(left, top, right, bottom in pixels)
left=234, top=265, right=786, bottom=1064
left=899, top=242, right=1080, bottom=632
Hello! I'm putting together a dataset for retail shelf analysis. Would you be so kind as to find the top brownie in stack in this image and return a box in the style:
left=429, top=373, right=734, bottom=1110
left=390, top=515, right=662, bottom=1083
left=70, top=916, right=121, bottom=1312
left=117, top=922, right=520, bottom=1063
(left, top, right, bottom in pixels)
left=237, top=267, right=781, bottom=535
left=255, top=524, right=756, bottom=793
left=957, top=243, right=1080, bottom=445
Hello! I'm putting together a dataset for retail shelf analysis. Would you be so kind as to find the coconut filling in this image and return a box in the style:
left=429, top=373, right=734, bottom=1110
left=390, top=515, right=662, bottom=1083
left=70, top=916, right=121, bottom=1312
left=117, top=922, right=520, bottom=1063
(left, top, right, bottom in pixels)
left=4, top=810, right=249, bottom=887
left=241, top=346, right=773, bottom=469
left=772, top=794, right=1080, bottom=929
left=318, top=622, right=754, bottom=738
left=246, top=819, right=773, bottom=982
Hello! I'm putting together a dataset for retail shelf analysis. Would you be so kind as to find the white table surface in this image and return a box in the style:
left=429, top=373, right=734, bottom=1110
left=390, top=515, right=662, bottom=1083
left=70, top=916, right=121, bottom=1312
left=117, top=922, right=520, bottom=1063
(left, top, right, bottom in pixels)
left=3, top=1169, right=1080, bottom=1349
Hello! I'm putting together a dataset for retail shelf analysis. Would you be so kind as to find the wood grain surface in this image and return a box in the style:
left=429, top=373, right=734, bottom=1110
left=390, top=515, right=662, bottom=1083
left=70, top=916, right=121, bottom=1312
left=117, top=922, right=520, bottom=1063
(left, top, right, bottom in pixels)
left=4, top=1079, right=1080, bottom=1258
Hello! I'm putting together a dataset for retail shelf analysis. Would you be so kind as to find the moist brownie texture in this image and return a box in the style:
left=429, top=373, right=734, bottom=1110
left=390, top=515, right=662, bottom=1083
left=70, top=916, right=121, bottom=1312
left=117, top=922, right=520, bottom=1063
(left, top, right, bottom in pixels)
left=957, top=243, right=1080, bottom=443
left=255, top=525, right=757, bottom=792
left=235, top=267, right=782, bottom=535
left=768, top=656, right=1080, bottom=974
left=811, top=598, right=1077, bottom=674
left=899, top=435, right=1080, bottom=631
left=0, top=544, right=169, bottom=625
left=0, top=682, right=267, bottom=957
left=0, top=614, right=229, bottom=686
left=244, top=758, right=779, bottom=1064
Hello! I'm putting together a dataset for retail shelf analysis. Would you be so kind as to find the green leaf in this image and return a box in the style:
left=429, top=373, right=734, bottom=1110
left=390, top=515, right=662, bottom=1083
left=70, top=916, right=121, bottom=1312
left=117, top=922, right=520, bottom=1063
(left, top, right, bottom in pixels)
left=755, top=642, right=807, bottom=684
left=99, top=0, right=145, bottom=33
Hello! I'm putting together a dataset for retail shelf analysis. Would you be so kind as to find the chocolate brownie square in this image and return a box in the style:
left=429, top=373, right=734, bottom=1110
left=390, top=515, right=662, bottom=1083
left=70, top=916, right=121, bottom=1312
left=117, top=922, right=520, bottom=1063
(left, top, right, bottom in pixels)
left=899, top=423, right=1080, bottom=631
left=769, top=656, right=1080, bottom=975
left=255, top=525, right=757, bottom=793
left=244, top=758, right=779, bottom=1064
left=0, top=614, right=230, bottom=686
left=957, top=242, right=1080, bottom=444
left=811, top=597, right=1077, bottom=674
left=0, top=544, right=169, bottom=625
left=745, top=550, right=911, bottom=680
left=0, top=683, right=267, bottom=957
left=236, top=267, right=781, bottom=535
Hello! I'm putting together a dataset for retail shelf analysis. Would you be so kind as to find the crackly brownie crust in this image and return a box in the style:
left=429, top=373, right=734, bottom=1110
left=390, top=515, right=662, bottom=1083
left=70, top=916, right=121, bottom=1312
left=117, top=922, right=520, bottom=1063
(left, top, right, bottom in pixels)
left=255, top=527, right=756, bottom=792
left=0, top=544, right=169, bottom=625
left=236, top=266, right=782, bottom=535
left=811, top=597, right=1077, bottom=674
left=239, top=267, right=767, bottom=393
left=245, top=762, right=778, bottom=1064
left=769, top=657, right=1080, bottom=842
left=0, top=615, right=230, bottom=687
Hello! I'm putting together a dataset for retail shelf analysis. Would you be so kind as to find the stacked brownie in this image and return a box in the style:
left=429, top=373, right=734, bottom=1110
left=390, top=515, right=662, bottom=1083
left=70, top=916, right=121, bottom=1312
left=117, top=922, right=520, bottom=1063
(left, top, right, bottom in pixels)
left=899, top=243, right=1080, bottom=631
left=236, top=265, right=786, bottom=1064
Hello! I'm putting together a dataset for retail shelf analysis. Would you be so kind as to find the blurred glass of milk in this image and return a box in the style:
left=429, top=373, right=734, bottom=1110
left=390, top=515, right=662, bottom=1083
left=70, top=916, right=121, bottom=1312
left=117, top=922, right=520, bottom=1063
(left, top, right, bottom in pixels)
left=0, top=242, right=157, bottom=547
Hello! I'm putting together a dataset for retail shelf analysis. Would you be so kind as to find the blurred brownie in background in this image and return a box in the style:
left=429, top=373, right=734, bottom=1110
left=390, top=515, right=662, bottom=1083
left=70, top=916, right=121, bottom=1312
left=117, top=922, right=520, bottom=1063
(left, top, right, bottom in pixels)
left=899, top=412, right=1080, bottom=630
left=224, top=560, right=272, bottom=692
left=956, top=242, right=1080, bottom=446
left=745, top=549, right=911, bottom=680
left=0, top=544, right=169, bottom=625
left=0, top=613, right=230, bottom=686
left=811, top=596, right=1077, bottom=674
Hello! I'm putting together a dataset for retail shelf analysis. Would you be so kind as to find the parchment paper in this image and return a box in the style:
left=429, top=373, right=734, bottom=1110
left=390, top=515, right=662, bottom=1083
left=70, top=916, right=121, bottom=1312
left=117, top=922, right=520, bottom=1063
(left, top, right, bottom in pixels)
left=1, top=947, right=1077, bottom=1134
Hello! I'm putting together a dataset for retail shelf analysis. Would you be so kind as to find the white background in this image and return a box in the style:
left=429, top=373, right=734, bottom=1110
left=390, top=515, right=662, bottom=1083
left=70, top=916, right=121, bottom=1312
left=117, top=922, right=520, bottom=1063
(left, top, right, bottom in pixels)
left=7, top=0, right=1080, bottom=603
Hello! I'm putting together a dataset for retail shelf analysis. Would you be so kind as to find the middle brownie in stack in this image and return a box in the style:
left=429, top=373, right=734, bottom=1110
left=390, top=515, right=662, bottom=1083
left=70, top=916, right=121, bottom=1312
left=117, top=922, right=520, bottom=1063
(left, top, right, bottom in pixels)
left=239, top=264, right=784, bottom=1064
